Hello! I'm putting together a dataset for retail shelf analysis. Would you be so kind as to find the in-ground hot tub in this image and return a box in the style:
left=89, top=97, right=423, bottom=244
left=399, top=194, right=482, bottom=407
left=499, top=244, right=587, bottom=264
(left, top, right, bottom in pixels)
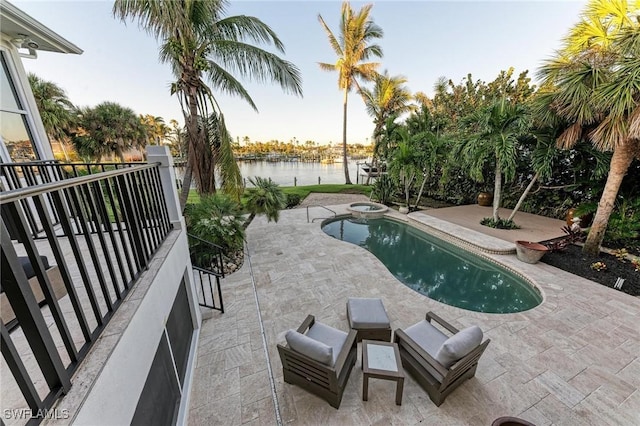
left=347, top=202, right=388, bottom=219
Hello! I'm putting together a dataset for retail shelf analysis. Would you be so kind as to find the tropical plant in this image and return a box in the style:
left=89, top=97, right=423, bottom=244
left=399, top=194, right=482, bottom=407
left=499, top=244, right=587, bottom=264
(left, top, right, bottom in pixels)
left=318, top=1, right=383, bottom=184
left=536, top=0, right=640, bottom=255
left=506, top=129, right=561, bottom=221
left=244, top=176, right=286, bottom=228
left=140, top=114, right=169, bottom=146
left=184, top=194, right=245, bottom=267
left=285, top=193, right=302, bottom=209
left=411, top=130, right=446, bottom=209
left=479, top=217, right=520, bottom=229
left=72, top=102, right=146, bottom=162
left=113, top=0, right=303, bottom=208
left=371, top=174, right=395, bottom=205
left=388, top=130, right=420, bottom=208
left=28, top=73, right=75, bottom=160
left=360, top=70, right=412, bottom=159
left=453, top=96, right=531, bottom=222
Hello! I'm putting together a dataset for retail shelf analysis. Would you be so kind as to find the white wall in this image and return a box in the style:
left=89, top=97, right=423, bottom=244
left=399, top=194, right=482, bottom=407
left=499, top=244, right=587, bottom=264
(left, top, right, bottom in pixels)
left=50, top=229, right=201, bottom=425
left=0, top=34, right=54, bottom=161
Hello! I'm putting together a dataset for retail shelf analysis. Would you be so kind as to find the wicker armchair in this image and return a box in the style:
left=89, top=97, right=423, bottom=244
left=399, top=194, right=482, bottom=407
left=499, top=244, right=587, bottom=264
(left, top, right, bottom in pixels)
left=277, top=315, right=357, bottom=408
left=393, top=311, right=490, bottom=406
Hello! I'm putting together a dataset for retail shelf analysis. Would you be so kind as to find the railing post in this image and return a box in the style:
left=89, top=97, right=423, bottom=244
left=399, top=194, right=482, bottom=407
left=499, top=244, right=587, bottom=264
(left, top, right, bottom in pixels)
left=147, top=146, right=184, bottom=229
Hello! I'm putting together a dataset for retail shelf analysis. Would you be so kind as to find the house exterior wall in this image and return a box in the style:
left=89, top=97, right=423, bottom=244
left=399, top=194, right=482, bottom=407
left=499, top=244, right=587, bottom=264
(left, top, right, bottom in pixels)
left=0, top=35, right=54, bottom=162
left=44, top=147, right=201, bottom=425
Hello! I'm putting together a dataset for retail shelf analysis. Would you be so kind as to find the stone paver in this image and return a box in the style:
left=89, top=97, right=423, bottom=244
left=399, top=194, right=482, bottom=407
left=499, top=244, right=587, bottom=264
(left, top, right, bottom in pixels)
left=189, top=204, right=640, bottom=425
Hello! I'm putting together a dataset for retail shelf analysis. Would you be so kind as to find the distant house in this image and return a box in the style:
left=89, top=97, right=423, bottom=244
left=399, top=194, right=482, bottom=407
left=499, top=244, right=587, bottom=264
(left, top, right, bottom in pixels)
left=0, top=0, right=82, bottom=163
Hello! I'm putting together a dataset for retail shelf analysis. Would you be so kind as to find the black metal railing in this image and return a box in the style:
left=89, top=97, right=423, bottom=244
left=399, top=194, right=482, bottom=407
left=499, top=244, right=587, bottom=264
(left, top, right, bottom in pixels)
left=0, top=161, right=142, bottom=240
left=187, top=234, right=224, bottom=313
left=0, top=163, right=172, bottom=423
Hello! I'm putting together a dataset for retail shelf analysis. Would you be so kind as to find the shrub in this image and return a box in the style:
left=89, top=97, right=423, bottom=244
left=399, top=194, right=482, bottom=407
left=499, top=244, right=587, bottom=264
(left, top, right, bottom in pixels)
left=480, top=217, right=520, bottom=229
left=285, top=193, right=302, bottom=209
left=184, top=194, right=245, bottom=263
left=371, top=174, right=395, bottom=205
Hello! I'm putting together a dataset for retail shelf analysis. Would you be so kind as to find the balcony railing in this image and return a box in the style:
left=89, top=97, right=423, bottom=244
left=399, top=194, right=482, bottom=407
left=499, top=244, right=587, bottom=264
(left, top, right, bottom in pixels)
left=0, top=162, right=172, bottom=424
left=0, top=161, right=140, bottom=239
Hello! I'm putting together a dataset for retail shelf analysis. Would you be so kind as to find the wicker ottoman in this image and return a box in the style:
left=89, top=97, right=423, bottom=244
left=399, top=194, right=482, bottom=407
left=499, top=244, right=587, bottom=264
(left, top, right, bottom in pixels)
left=347, top=297, right=392, bottom=342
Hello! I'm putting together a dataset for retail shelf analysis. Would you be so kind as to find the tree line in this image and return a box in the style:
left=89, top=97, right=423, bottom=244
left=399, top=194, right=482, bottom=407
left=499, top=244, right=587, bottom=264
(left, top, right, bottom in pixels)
left=319, top=0, right=639, bottom=256
left=29, top=0, right=638, bottom=257
left=29, top=73, right=184, bottom=162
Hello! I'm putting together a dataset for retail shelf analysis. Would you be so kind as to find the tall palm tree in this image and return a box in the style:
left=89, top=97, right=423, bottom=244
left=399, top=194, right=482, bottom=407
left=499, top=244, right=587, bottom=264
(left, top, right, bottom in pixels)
left=28, top=73, right=75, bottom=160
left=114, top=0, right=302, bottom=207
left=359, top=71, right=412, bottom=160
left=537, top=0, right=640, bottom=255
left=318, top=2, right=383, bottom=184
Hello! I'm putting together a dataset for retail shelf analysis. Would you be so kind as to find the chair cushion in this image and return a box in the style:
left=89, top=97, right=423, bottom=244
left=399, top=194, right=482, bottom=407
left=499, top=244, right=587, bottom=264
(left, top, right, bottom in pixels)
left=404, top=320, right=448, bottom=357
left=347, top=297, right=390, bottom=329
left=285, top=329, right=333, bottom=366
left=306, top=321, right=348, bottom=366
left=435, top=325, right=483, bottom=368
left=18, top=256, right=50, bottom=279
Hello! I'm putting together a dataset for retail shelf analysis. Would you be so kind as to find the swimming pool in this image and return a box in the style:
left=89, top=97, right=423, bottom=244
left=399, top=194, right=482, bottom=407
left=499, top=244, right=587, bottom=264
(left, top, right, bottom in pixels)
left=322, top=216, right=542, bottom=314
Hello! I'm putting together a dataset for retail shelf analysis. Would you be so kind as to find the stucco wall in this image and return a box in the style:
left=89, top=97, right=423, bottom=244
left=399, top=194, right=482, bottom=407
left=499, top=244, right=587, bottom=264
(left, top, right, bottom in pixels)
left=47, top=229, right=201, bottom=425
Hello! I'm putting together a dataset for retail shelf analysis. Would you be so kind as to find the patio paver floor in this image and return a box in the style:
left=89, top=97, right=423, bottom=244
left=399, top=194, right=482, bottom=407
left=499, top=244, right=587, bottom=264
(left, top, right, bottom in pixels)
left=188, top=204, right=640, bottom=426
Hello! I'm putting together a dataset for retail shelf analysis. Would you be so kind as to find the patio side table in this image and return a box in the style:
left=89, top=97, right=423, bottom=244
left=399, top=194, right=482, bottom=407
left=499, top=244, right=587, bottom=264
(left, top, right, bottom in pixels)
left=362, top=339, right=404, bottom=405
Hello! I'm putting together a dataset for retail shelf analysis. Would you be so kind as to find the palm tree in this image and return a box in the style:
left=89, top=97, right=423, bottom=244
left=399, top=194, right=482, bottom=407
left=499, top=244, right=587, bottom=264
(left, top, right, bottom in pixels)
left=454, top=97, right=531, bottom=222
left=75, top=102, right=146, bottom=162
left=318, top=2, right=383, bottom=184
left=243, top=176, right=286, bottom=228
left=28, top=73, right=75, bottom=160
left=537, top=0, right=640, bottom=255
left=359, top=71, right=412, bottom=160
left=113, top=0, right=303, bottom=208
left=506, top=130, right=560, bottom=221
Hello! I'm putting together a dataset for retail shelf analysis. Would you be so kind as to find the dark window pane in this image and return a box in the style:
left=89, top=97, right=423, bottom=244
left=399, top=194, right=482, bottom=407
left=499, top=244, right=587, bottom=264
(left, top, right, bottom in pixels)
left=132, top=334, right=180, bottom=426
left=166, top=278, right=194, bottom=386
left=1, top=54, right=22, bottom=111
left=1, top=111, right=37, bottom=161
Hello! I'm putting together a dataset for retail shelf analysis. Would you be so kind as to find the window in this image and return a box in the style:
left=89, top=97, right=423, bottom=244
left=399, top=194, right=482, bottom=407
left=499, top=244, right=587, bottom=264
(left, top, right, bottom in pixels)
left=0, top=51, right=38, bottom=162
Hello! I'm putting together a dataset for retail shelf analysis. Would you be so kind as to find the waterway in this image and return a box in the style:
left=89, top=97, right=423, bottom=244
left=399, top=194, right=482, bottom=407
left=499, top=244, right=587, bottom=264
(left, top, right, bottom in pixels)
left=238, top=160, right=363, bottom=187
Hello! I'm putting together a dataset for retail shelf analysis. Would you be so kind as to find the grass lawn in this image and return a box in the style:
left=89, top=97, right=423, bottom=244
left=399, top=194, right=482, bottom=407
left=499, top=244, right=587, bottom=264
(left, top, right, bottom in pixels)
left=187, top=184, right=372, bottom=205
left=280, top=184, right=372, bottom=199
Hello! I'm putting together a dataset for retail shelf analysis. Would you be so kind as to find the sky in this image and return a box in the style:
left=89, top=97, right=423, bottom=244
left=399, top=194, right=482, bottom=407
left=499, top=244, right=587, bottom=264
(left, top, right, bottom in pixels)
left=14, top=0, right=588, bottom=145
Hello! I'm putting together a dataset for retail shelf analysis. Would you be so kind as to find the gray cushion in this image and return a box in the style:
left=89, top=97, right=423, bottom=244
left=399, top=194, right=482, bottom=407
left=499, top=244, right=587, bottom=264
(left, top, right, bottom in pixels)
left=404, top=320, right=448, bottom=357
left=435, top=325, right=483, bottom=368
left=285, top=329, right=333, bottom=365
left=306, top=322, right=348, bottom=366
left=347, top=297, right=390, bottom=329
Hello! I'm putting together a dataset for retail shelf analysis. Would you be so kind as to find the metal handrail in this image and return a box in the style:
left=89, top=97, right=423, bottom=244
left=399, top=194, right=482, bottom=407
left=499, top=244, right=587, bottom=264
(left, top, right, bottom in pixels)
left=306, top=204, right=337, bottom=223
left=0, top=163, right=160, bottom=203
left=188, top=234, right=225, bottom=313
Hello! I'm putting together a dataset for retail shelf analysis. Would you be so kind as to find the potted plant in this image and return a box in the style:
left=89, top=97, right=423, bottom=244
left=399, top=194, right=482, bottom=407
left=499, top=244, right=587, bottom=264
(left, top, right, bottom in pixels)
left=515, top=240, right=549, bottom=264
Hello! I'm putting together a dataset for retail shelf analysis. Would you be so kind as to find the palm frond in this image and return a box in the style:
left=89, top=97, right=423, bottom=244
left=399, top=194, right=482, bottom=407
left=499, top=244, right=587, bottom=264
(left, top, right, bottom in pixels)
left=557, top=122, right=583, bottom=149
left=215, top=114, right=244, bottom=200
left=318, top=62, right=337, bottom=72
left=628, top=106, right=640, bottom=139
left=206, top=61, right=258, bottom=111
left=318, top=14, right=344, bottom=56
left=208, top=40, right=302, bottom=96
left=590, top=115, right=628, bottom=150
left=214, top=15, right=285, bottom=52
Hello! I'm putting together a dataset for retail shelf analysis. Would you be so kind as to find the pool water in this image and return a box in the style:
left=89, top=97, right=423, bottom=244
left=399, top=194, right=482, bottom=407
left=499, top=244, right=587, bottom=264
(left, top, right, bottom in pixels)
left=322, top=217, right=542, bottom=313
